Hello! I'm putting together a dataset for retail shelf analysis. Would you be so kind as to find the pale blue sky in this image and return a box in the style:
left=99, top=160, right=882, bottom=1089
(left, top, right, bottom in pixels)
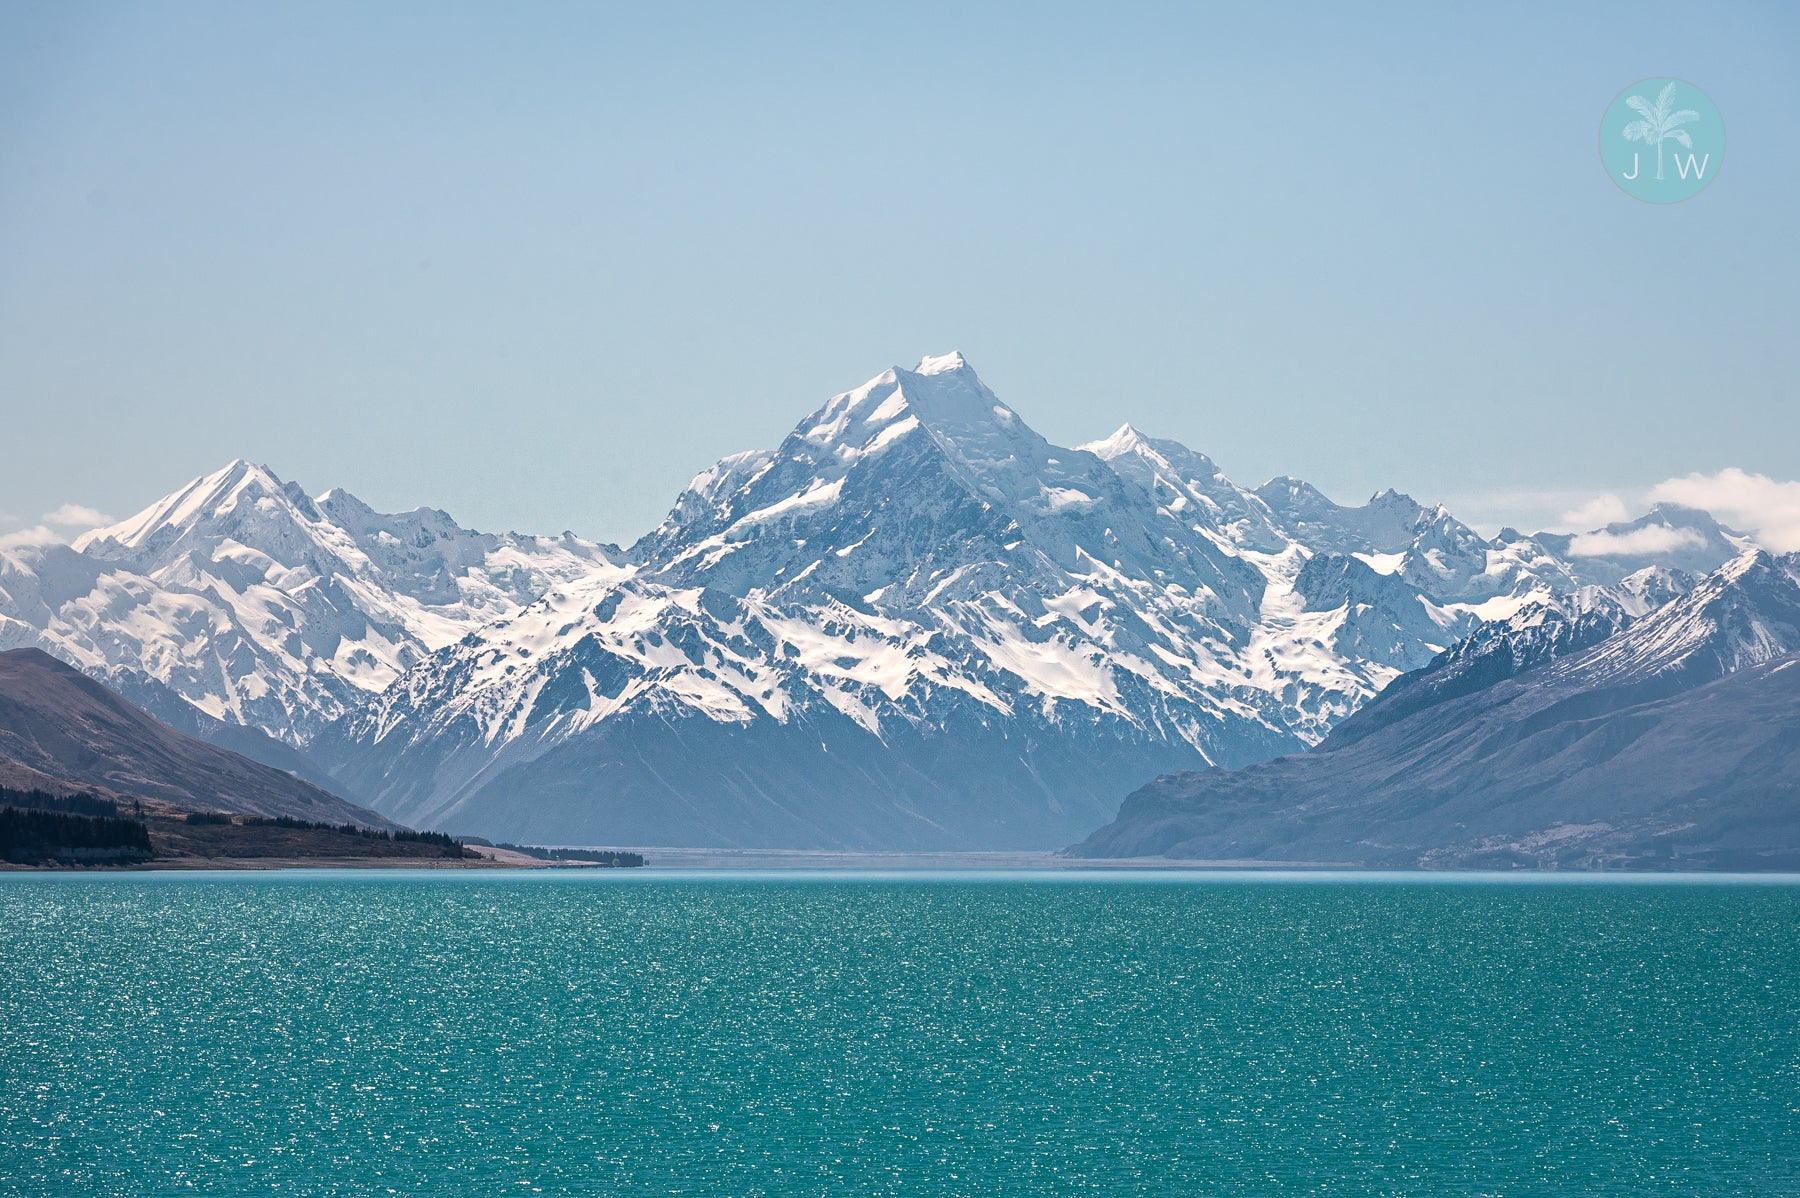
left=1, top=2, right=1795, bottom=546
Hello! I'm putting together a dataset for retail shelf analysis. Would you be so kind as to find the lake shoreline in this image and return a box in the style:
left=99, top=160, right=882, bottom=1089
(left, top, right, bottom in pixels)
left=0, top=844, right=614, bottom=872
left=11, top=844, right=1800, bottom=876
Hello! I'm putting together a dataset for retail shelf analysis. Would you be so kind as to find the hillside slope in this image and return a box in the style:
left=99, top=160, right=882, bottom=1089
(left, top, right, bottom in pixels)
left=0, top=649, right=395, bottom=827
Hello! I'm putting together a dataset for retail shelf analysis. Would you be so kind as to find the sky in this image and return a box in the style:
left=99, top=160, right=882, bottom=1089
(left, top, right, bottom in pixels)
left=1, top=1, right=1796, bottom=550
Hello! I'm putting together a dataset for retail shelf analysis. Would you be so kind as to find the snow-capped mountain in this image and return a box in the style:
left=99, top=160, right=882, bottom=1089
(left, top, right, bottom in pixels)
left=1075, top=550, right=1800, bottom=868
left=0, top=353, right=1758, bottom=849
left=309, top=354, right=1747, bottom=848
left=1566, top=548, right=1800, bottom=691
left=316, top=354, right=1322, bottom=845
left=1525, top=504, right=1753, bottom=585
left=1328, top=565, right=1697, bottom=748
left=0, top=460, right=619, bottom=742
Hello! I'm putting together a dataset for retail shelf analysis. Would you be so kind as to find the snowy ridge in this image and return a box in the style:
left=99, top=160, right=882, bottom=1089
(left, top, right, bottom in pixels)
left=0, top=353, right=1760, bottom=847
left=1351, top=549, right=1800, bottom=747
left=1076, top=548, right=1800, bottom=870
left=1561, top=550, right=1800, bottom=689
left=2, top=460, right=619, bottom=740
left=311, top=354, right=1749, bottom=846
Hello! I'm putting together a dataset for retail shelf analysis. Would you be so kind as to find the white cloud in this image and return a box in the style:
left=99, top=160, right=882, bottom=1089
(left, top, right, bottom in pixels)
left=1650, top=469, right=1800, bottom=554
left=1558, top=493, right=1630, bottom=530
left=1568, top=526, right=1708, bottom=558
left=1439, top=488, right=1645, bottom=538
left=0, top=525, right=66, bottom=551
left=41, top=503, right=114, bottom=529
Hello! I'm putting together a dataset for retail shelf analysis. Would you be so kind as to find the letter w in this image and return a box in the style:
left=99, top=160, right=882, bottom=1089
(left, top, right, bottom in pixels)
left=1674, top=153, right=1711, bottom=180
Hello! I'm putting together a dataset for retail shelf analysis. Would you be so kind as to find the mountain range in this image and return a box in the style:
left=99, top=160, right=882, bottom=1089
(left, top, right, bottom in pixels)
left=0, top=353, right=1757, bottom=848
left=0, top=461, right=616, bottom=744
left=1074, top=550, right=1800, bottom=868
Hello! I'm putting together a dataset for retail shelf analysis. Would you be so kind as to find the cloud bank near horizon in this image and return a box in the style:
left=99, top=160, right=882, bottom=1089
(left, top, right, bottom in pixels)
left=1568, top=525, right=1709, bottom=558
left=1648, top=469, right=1800, bottom=554
left=41, top=503, right=115, bottom=529
left=1462, top=469, right=1800, bottom=556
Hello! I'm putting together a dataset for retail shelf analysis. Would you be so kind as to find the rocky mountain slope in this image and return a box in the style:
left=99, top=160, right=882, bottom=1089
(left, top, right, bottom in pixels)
left=1073, top=551, right=1800, bottom=868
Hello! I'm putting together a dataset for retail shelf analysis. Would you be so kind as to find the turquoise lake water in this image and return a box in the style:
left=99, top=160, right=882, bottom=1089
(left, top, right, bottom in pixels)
left=2, top=870, right=1797, bottom=1195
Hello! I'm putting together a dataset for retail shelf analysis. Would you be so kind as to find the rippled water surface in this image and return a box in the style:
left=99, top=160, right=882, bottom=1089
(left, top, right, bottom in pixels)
left=3, top=870, right=1798, bottom=1195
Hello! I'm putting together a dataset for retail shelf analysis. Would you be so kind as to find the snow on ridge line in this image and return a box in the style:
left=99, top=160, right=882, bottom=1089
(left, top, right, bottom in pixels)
left=731, top=478, right=845, bottom=531
left=11, top=351, right=1756, bottom=775
left=1353, top=551, right=1405, bottom=576
left=74, top=459, right=277, bottom=552
left=914, top=350, right=969, bottom=375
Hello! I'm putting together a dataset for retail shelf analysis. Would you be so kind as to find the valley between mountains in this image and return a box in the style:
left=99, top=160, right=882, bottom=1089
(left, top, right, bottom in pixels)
left=0, top=353, right=1771, bottom=853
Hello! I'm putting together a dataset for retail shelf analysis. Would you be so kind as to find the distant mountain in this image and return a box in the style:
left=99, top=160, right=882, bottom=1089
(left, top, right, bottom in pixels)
left=1073, top=551, right=1800, bottom=869
left=308, top=355, right=1745, bottom=848
left=98, top=669, right=347, bottom=793
left=0, top=460, right=618, bottom=742
left=0, top=648, right=395, bottom=825
left=1526, top=505, right=1752, bottom=585
left=1326, top=566, right=1695, bottom=748
left=0, top=354, right=1759, bottom=849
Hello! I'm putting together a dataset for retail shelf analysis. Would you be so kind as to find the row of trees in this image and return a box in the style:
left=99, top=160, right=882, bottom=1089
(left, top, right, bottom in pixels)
left=240, top=815, right=469, bottom=856
left=494, top=842, right=645, bottom=868
left=0, top=787, right=648, bottom=867
left=0, top=786, right=124, bottom=819
left=0, top=806, right=154, bottom=864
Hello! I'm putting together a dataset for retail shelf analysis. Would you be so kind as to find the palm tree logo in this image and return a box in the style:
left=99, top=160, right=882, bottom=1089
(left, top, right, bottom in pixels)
left=1621, top=82, right=1700, bottom=181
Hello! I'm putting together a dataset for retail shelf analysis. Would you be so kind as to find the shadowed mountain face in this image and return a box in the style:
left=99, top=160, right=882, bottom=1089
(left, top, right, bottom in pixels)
left=0, top=649, right=394, bottom=827
left=1073, top=552, right=1800, bottom=870
left=97, top=670, right=348, bottom=795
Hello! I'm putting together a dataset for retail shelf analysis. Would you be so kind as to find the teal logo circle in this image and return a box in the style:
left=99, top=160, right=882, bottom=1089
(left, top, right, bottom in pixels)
left=1600, top=78, right=1724, bottom=203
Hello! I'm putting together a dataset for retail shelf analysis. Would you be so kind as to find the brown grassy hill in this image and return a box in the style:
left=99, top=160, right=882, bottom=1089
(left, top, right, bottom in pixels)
left=0, top=648, right=394, bottom=828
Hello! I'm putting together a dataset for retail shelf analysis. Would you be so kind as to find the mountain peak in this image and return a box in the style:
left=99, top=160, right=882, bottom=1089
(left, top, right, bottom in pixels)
left=1256, top=475, right=1331, bottom=506
left=1083, top=423, right=1149, bottom=459
left=1570, top=547, right=1800, bottom=688
left=74, top=459, right=289, bottom=553
left=1716, top=545, right=1776, bottom=582
left=912, top=350, right=970, bottom=376
left=797, top=352, right=1011, bottom=455
left=1077, top=423, right=1226, bottom=476
left=1641, top=502, right=1736, bottom=533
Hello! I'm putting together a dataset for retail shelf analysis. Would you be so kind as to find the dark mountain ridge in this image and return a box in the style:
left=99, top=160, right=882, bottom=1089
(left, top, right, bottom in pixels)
left=1074, top=551, right=1800, bottom=869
